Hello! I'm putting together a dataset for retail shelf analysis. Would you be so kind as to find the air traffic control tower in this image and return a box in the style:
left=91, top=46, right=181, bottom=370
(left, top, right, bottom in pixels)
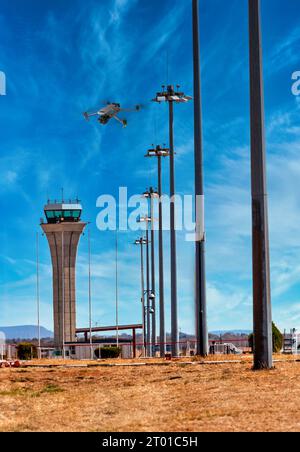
left=41, top=200, right=87, bottom=348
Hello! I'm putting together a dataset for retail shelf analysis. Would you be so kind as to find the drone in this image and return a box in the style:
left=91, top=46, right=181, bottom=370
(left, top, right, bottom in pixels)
left=83, top=102, right=141, bottom=128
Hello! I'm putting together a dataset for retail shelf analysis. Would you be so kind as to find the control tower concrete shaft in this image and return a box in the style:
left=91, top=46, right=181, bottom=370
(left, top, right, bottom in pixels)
left=41, top=201, right=87, bottom=348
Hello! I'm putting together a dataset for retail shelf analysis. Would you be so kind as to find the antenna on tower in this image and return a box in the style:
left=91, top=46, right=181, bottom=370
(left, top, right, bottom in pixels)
left=61, top=187, right=65, bottom=203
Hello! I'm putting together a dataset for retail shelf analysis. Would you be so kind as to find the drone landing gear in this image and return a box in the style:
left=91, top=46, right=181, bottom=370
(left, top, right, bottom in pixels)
left=113, top=116, right=127, bottom=128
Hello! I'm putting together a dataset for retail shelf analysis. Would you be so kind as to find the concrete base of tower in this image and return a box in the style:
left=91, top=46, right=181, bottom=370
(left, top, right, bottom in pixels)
left=41, top=222, right=87, bottom=348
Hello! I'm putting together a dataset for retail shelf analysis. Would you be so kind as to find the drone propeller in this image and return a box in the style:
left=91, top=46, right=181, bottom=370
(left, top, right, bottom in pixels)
left=136, top=103, right=149, bottom=111
left=119, top=104, right=144, bottom=113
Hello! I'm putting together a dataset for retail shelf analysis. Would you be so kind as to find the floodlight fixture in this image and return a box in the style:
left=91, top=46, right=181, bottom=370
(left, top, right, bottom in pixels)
left=142, top=191, right=151, bottom=199
left=134, top=238, right=148, bottom=246
left=137, top=215, right=152, bottom=223
left=145, top=145, right=170, bottom=159
left=142, top=188, right=159, bottom=200
left=153, top=85, right=193, bottom=104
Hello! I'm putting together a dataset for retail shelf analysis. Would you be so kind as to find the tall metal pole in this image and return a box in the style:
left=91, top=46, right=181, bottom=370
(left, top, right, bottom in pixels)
left=62, top=231, right=65, bottom=360
left=150, top=189, right=156, bottom=357
left=153, top=89, right=191, bottom=358
left=36, top=232, right=41, bottom=359
left=249, top=0, right=272, bottom=370
left=169, top=93, right=179, bottom=357
left=88, top=229, right=93, bottom=360
left=140, top=240, right=146, bottom=357
left=192, top=0, right=208, bottom=357
left=115, top=230, right=119, bottom=349
left=157, top=156, right=165, bottom=357
left=145, top=225, right=151, bottom=357
left=145, top=147, right=170, bottom=358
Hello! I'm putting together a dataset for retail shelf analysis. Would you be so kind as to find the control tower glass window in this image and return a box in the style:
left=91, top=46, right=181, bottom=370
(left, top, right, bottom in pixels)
left=44, top=204, right=82, bottom=224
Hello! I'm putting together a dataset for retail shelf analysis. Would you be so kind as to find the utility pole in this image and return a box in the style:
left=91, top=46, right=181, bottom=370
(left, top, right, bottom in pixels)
left=145, top=146, right=170, bottom=357
left=192, top=0, right=208, bottom=356
left=153, top=87, right=192, bottom=357
left=248, top=0, right=273, bottom=370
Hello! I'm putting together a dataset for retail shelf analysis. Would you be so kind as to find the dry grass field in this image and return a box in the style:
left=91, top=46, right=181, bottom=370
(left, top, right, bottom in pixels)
left=1, top=356, right=300, bottom=432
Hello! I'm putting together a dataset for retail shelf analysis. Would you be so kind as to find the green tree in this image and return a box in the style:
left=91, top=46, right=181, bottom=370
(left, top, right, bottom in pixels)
left=249, top=322, right=283, bottom=353
left=272, top=322, right=283, bottom=353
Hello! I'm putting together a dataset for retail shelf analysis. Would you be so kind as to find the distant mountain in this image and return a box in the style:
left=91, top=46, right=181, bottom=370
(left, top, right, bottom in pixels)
left=210, top=330, right=252, bottom=335
left=0, top=325, right=53, bottom=340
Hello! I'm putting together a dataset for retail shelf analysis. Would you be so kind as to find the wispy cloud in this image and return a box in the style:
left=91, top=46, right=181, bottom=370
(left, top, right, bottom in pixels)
left=2, top=0, right=300, bottom=335
left=267, top=25, right=300, bottom=75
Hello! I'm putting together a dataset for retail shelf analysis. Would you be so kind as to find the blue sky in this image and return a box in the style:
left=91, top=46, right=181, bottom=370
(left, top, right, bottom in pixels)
left=1, top=0, right=300, bottom=334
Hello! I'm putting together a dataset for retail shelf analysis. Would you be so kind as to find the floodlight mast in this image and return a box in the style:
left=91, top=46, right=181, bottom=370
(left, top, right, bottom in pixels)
left=145, top=146, right=170, bottom=357
left=134, top=238, right=148, bottom=357
left=248, top=0, right=273, bottom=370
left=137, top=215, right=152, bottom=357
left=153, top=86, right=192, bottom=357
left=62, top=231, right=65, bottom=360
left=192, top=0, right=208, bottom=357
left=143, top=188, right=159, bottom=357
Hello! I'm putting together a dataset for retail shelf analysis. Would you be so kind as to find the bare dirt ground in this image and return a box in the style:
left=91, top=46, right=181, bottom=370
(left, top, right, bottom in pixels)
left=1, top=356, right=300, bottom=432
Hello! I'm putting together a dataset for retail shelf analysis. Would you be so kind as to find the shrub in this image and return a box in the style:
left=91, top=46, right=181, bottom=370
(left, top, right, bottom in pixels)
left=248, top=322, right=283, bottom=353
left=16, top=343, right=37, bottom=360
left=272, top=322, right=283, bottom=353
left=97, top=346, right=121, bottom=359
